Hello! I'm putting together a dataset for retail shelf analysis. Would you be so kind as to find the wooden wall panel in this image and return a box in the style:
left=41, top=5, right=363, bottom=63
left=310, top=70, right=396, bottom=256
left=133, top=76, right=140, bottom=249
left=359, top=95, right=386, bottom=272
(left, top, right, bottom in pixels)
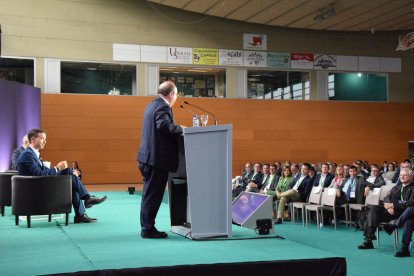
left=40, top=94, right=414, bottom=184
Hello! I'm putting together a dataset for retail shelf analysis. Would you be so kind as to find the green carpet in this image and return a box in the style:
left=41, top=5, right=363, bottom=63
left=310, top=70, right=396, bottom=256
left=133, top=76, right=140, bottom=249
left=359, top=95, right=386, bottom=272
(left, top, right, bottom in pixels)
left=0, top=191, right=412, bottom=275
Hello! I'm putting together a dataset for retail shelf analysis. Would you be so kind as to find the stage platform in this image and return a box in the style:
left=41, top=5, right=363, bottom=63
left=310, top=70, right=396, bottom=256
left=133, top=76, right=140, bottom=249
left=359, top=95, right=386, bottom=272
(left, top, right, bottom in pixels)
left=0, top=191, right=411, bottom=275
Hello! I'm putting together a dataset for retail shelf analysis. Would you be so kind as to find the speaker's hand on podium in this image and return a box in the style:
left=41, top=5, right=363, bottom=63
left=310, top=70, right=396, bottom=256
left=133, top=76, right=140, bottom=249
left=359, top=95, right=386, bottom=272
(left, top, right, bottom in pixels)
left=180, top=125, right=187, bottom=129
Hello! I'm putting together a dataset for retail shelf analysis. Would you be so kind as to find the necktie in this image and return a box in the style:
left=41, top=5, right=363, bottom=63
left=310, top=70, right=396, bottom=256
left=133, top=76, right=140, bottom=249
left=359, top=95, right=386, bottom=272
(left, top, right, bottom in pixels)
left=346, top=179, right=354, bottom=201
left=39, top=156, right=44, bottom=169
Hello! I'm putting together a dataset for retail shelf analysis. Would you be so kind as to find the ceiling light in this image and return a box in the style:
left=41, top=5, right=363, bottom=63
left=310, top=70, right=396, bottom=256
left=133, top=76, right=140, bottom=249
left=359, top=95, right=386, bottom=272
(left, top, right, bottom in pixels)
left=314, top=4, right=336, bottom=22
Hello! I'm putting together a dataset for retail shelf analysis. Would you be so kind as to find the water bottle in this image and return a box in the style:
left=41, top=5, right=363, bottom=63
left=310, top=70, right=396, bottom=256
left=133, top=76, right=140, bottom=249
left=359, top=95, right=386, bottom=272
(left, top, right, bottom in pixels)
left=319, top=221, right=324, bottom=230
left=192, top=115, right=199, bottom=127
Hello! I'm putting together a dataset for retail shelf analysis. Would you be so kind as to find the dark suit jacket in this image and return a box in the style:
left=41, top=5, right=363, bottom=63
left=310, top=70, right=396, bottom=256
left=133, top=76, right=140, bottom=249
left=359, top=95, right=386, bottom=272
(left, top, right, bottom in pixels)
left=137, top=97, right=183, bottom=173
left=313, top=173, right=335, bottom=188
left=266, top=175, right=280, bottom=191
left=249, top=172, right=264, bottom=189
left=17, top=147, right=59, bottom=176
left=289, top=175, right=313, bottom=202
left=11, top=146, right=25, bottom=170
left=240, top=171, right=253, bottom=187
left=365, top=176, right=386, bottom=189
left=385, top=182, right=414, bottom=215
left=338, top=176, right=367, bottom=204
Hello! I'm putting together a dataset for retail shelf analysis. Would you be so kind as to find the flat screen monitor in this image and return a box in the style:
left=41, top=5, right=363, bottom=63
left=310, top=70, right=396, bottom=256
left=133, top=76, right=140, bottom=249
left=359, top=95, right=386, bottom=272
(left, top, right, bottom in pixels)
left=232, top=191, right=268, bottom=225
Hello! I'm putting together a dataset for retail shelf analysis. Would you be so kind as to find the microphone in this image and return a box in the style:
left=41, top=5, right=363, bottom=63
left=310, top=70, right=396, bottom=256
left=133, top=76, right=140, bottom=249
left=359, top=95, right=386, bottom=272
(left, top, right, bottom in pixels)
left=180, top=105, right=200, bottom=122
left=183, top=101, right=218, bottom=125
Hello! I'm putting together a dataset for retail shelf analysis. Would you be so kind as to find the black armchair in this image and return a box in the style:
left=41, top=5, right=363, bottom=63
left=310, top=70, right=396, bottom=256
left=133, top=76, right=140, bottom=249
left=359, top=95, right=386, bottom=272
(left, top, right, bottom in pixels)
left=0, top=171, right=18, bottom=216
left=12, top=175, right=72, bottom=228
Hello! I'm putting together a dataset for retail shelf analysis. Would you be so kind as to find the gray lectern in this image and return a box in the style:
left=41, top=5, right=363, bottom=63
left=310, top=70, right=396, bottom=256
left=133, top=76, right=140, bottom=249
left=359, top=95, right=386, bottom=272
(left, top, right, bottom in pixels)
left=168, top=124, right=232, bottom=240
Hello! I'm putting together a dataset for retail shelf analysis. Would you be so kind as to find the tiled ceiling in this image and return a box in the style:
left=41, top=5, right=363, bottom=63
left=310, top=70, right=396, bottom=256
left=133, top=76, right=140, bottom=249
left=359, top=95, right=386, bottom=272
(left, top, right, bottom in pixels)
left=147, top=0, right=414, bottom=32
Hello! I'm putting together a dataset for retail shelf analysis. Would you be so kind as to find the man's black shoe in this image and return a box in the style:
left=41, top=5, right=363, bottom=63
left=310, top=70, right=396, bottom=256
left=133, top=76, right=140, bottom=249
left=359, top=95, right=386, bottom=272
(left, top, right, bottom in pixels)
left=74, top=214, right=97, bottom=223
left=383, top=224, right=397, bottom=235
left=141, top=229, right=168, bottom=239
left=85, top=195, right=107, bottom=208
left=358, top=240, right=374, bottom=249
left=274, top=218, right=282, bottom=224
left=395, top=249, right=410, bottom=257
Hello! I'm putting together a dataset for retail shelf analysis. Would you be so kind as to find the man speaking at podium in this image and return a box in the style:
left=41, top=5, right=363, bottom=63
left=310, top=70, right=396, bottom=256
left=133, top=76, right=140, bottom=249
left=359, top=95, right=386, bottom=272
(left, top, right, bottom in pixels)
left=137, top=81, right=184, bottom=239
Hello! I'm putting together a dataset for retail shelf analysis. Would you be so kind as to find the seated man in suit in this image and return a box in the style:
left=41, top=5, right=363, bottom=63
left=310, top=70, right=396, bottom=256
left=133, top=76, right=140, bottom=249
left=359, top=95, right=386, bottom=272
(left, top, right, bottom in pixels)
left=246, top=163, right=270, bottom=193
left=336, top=165, right=367, bottom=206
left=363, top=164, right=385, bottom=196
left=232, top=162, right=253, bottom=189
left=358, top=167, right=414, bottom=251
left=313, top=163, right=334, bottom=188
left=274, top=163, right=313, bottom=224
left=232, top=163, right=262, bottom=199
left=17, top=128, right=107, bottom=223
left=260, top=164, right=280, bottom=194
left=383, top=206, right=414, bottom=257
left=11, top=134, right=29, bottom=170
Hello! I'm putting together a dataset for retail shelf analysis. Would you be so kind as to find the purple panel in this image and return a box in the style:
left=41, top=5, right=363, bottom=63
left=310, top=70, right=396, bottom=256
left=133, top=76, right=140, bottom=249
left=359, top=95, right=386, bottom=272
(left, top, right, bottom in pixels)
left=0, top=80, right=40, bottom=171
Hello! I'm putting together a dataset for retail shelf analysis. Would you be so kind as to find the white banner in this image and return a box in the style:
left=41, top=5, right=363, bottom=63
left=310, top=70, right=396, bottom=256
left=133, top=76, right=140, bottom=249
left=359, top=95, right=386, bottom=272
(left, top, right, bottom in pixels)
left=219, top=49, right=243, bottom=66
left=167, top=47, right=192, bottom=64
left=243, top=51, right=267, bottom=67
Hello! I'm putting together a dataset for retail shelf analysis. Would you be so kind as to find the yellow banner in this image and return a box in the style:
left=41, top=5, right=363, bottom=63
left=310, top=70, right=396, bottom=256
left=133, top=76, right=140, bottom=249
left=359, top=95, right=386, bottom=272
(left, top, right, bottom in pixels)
left=193, top=48, right=219, bottom=65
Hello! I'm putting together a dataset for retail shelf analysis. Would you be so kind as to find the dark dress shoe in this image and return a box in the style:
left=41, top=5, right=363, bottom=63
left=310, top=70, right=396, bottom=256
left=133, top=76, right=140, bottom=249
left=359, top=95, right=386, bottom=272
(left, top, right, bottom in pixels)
left=395, top=249, right=410, bottom=257
left=274, top=218, right=283, bottom=224
left=141, top=229, right=168, bottom=239
left=383, top=224, right=397, bottom=235
left=85, top=195, right=107, bottom=208
left=74, top=214, right=97, bottom=223
left=358, top=240, right=374, bottom=249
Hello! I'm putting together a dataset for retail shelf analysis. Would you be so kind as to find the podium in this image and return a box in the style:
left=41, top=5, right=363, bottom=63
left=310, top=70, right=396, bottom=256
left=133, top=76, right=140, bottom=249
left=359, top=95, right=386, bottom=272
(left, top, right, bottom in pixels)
left=168, top=124, right=232, bottom=240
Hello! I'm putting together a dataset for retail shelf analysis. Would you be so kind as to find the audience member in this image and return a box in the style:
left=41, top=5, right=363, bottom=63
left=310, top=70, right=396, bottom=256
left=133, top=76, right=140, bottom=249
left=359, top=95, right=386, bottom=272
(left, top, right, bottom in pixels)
left=260, top=164, right=280, bottom=194
left=343, top=164, right=350, bottom=178
left=247, top=163, right=269, bottom=192
left=11, top=134, right=29, bottom=170
left=17, top=128, right=107, bottom=223
left=380, top=161, right=388, bottom=174
left=383, top=205, right=414, bottom=257
left=267, top=166, right=293, bottom=199
left=358, top=167, right=414, bottom=250
left=313, top=163, right=335, bottom=188
left=274, top=163, right=313, bottom=224
left=363, top=164, right=385, bottom=196
left=72, top=162, right=82, bottom=180
left=232, top=162, right=253, bottom=189
left=291, top=163, right=300, bottom=180
left=232, top=163, right=262, bottom=198
left=392, top=160, right=411, bottom=184
left=328, top=163, right=337, bottom=176
left=336, top=165, right=367, bottom=205
left=329, top=165, right=346, bottom=189
left=382, top=163, right=396, bottom=183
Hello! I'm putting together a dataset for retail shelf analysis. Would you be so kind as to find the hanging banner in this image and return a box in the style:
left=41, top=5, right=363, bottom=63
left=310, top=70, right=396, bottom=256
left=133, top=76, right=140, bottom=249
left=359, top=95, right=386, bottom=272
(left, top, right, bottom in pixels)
left=291, top=53, right=314, bottom=69
left=267, top=52, right=290, bottom=68
left=219, top=49, right=243, bottom=66
left=314, top=54, right=337, bottom=70
left=243, top=34, right=267, bottom=51
left=193, top=48, right=219, bottom=65
left=167, top=47, right=192, bottom=64
left=243, top=51, right=267, bottom=67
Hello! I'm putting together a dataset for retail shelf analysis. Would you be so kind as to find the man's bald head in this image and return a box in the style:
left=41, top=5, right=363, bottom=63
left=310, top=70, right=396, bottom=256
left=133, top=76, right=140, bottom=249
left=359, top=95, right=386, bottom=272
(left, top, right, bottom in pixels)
left=158, top=81, right=176, bottom=96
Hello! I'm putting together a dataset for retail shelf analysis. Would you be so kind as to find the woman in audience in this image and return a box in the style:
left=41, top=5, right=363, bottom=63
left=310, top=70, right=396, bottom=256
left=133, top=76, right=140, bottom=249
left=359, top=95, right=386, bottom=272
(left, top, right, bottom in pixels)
left=382, top=163, right=396, bottom=182
left=266, top=166, right=293, bottom=199
left=329, top=165, right=346, bottom=189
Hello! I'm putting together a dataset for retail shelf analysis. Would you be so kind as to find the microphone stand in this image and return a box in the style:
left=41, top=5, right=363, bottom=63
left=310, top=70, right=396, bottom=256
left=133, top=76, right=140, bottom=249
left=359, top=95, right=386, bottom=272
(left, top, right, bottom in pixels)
left=184, top=101, right=217, bottom=125
left=180, top=105, right=200, bottom=125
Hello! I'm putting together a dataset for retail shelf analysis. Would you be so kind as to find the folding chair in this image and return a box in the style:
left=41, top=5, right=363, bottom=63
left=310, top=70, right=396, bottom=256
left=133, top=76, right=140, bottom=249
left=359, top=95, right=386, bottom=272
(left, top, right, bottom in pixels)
left=318, top=188, right=338, bottom=230
left=348, top=188, right=381, bottom=226
left=301, top=186, right=323, bottom=228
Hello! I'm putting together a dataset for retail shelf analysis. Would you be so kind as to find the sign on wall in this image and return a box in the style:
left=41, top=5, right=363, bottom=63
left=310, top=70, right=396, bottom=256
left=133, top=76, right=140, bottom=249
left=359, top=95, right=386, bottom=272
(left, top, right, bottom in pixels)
left=167, top=47, right=193, bottom=64
left=193, top=48, right=219, bottom=65
left=314, top=54, right=337, bottom=70
left=219, top=49, right=243, bottom=66
left=243, top=34, right=267, bottom=50
left=243, top=51, right=267, bottom=67
left=267, top=52, right=290, bottom=68
left=291, top=53, right=314, bottom=69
